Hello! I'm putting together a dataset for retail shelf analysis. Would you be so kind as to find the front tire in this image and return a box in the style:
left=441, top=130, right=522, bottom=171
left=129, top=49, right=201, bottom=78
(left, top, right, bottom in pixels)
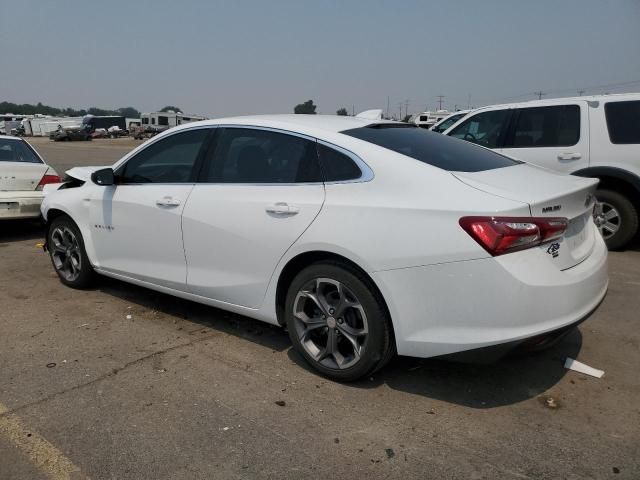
left=285, top=262, right=394, bottom=382
left=594, top=189, right=638, bottom=250
left=47, top=216, right=95, bottom=289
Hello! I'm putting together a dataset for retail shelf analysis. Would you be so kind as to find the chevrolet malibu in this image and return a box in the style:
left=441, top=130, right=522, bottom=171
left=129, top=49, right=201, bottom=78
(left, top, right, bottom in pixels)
left=41, top=115, right=608, bottom=381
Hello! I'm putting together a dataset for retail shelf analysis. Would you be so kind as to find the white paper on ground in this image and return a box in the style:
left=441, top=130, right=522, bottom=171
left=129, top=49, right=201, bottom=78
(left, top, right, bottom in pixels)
left=564, top=358, right=605, bottom=378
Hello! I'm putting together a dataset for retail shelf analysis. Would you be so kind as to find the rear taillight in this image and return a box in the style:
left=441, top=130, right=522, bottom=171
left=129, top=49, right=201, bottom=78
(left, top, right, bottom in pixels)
left=36, top=174, right=61, bottom=190
left=459, top=216, right=568, bottom=256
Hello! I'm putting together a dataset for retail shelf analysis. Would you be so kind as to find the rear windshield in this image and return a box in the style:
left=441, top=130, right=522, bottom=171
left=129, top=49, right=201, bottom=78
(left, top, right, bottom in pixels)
left=0, top=139, right=41, bottom=163
left=341, top=124, right=521, bottom=172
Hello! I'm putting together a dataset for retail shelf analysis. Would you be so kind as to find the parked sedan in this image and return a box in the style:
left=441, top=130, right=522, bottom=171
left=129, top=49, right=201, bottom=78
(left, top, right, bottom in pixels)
left=41, top=115, right=608, bottom=381
left=0, top=136, right=60, bottom=220
left=49, top=126, right=91, bottom=142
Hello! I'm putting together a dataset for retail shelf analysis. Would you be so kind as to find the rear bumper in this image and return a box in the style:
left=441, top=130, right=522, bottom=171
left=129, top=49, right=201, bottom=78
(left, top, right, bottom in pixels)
left=0, top=192, right=43, bottom=219
left=373, top=228, right=608, bottom=358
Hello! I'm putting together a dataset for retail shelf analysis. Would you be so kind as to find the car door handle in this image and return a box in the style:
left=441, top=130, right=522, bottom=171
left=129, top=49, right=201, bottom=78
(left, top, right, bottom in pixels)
left=155, top=196, right=181, bottom=207
left=558, top=152, right=582, bottom=160
left=265, top=202, right=299, bottom=215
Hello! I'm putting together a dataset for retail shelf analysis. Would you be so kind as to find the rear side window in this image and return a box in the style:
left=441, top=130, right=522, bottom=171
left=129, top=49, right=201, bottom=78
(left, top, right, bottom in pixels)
left=342, top=124, right=520, bottom=172
left=506, top=105, right=580, bottom=148
left=605, top=101, right=640, bottom=144
left=206, top=128, right=322, bottom=183
left=0, top=139, right=41, bottom=163
left=317, top=143, right=361, bottom=181
left=448, top=109, right=510, bottom=148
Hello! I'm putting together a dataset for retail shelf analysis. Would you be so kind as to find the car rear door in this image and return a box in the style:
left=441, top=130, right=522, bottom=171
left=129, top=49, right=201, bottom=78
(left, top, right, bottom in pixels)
left=501, top=102, right=589, bottom=173
left=181, top=126, right=325, bottom=309
left=89, top=127, right=213, bottom=290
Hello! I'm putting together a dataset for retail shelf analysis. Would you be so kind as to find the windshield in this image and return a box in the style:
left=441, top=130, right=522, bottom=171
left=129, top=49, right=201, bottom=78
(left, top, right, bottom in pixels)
left=341, top=124, right=521, bottom=172
left=432, top=113, right=465, bottom=133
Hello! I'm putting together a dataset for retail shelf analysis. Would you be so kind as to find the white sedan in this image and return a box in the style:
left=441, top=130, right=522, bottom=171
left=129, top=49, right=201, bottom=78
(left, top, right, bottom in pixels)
left=0, top=136, right=59, bottom=220
left=41, top=115, right=608, bottom=381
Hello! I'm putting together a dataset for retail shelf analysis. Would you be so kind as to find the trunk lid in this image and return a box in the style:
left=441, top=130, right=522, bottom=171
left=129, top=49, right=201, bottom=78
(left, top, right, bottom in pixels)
left=453, top=163, right=598, bottom=269
left=0, top=162, right=49, bottom=191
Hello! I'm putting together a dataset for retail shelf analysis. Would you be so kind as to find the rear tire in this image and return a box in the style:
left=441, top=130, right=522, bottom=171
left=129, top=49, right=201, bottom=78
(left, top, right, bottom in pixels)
left=47, top=216, right=95, bottom=289
left=594, top=188, right=638, bottom=250
left=285, top=262, right=394, bottom=382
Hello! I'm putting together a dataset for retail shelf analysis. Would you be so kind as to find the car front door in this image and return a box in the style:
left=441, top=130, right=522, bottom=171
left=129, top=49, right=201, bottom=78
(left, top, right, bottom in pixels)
left=181, top=126, right=325, bottom=309
left=447, top=108, right=512, bottom=154
left=501, top=103, right=589, bottom=173
left=89, top=127, right=212, bottom=290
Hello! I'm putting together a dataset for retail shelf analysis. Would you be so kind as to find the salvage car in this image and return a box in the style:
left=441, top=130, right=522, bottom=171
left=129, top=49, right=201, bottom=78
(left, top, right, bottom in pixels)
left=41, top=115, right=608, bottom=381
left=49, top=126, right=91, bottom=142
left=0, top=136, right=60, bottom=220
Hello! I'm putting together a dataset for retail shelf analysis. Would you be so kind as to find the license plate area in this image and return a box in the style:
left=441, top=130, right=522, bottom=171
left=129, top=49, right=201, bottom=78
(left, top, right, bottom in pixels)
left=0, top=202, right=19, bottom=210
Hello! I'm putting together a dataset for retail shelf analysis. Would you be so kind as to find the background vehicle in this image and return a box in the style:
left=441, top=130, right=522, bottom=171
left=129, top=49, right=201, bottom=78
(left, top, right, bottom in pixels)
left=444, top=93, right=640, bottom=249
left=41, top=116, right=607, bottom=381
left=0, top=136, right=59, bottom=219
left=430, top=110, right=470, bottom=133
left=49, top=126, right=92, bottom=142
left=413, top=110, right=451, bottom=129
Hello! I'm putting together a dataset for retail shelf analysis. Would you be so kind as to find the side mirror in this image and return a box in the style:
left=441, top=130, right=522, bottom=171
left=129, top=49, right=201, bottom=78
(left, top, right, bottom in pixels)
left=91, top=168, right=115, bottom=186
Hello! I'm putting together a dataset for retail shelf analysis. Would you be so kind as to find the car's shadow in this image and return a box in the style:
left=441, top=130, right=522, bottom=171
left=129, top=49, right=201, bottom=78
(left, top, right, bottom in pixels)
left=0, top=220, right=45, bottom=244
left=97, top=275, right=582, bottom=409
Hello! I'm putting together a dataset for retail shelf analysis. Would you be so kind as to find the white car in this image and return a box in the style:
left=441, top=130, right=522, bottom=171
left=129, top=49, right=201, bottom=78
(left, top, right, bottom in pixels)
left=443, top=93, right=640, bottom=250
left=0, top=136, right=59, bottom=220
left=429, top=110, right=470, bottom=133
left=41, top=115, right=608, bottom=381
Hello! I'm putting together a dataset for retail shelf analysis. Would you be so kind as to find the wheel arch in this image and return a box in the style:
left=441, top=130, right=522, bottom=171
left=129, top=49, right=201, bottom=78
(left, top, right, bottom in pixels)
left=274, top=250, right=394, bottom=337
left=572, top=167, right=640, bottom=206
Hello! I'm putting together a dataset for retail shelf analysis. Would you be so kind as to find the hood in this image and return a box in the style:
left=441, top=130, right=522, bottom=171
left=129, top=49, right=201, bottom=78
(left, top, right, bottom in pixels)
left=65, top=166, right=107, bottom=182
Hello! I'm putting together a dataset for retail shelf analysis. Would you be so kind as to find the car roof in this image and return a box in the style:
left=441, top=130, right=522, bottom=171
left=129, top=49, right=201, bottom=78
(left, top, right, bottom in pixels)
left=173, top=114, right=396, bottom=137
left=0, top=135, right=25, bottom=142
left=471, top=92, right=640, bottom=111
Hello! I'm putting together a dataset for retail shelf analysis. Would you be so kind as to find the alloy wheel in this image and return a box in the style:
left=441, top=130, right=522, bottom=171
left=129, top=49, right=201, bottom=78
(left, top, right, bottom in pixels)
left=50, top=226, right=82, bottom=282
left=594, top=201, right=621, bottom=240
left=293, top=278, right=369, bottom=370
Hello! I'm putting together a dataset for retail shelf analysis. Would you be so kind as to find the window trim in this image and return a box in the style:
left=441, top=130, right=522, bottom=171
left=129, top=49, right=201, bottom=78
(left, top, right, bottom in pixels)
left=197, top=125, right=373, bottom=186
left=113, top=126, right=216, bottom=185
left=504, top=104, right=581, bottom=149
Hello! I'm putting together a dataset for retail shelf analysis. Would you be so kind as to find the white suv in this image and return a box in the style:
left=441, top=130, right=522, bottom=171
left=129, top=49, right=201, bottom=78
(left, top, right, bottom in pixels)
left=443, top=94, right=640, bottom=249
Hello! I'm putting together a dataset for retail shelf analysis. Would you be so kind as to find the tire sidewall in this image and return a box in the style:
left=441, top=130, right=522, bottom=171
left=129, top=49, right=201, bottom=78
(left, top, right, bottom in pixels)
left=284, top=263, right=390, bottom=382
left=596, top=188, right=639, bottom=250
left=47, top=216, right=94, bottom=289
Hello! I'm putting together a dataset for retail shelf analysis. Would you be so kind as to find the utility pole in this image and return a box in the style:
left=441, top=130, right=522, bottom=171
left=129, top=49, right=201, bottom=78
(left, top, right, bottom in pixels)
left=467, top=94, right=471, bottom=110
left=577, top=89, right=585, bottom=96
left=386, top=96, right=390, bottom=119
left=404, top=100, right=409, bottom=119
left=534, top=91, right=546, bottom=100
left=437, top=95, right=445, bottom=110
left=352, top=105, right=355, bottom=116
left=398, top=102, right=402, bottom=120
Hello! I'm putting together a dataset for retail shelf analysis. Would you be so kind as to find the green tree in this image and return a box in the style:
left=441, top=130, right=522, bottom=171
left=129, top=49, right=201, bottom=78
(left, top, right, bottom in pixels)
left=294, top=100, right=317, bottom=114
left=336, top=108, right=348, bottom=116
left=117, top=107, right=141, bottom=118
left=160, top=105, right=182, bottom=113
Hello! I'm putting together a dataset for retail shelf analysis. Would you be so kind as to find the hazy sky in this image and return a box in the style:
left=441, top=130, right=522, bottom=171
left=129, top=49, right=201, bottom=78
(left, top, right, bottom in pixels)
left=2, top=0, right=640, bottom=117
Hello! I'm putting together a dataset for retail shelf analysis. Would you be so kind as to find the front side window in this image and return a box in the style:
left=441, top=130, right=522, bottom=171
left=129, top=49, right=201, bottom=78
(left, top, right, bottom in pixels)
left=432, top=113, right=466, bottom=133
left=205, top=128, right=321, bottom=183
left=117, top=128, right=209, bottom=183
left=317, top=143, right=362, bottom=181
left=448, top=109, right=510, bottom=148
left=0, top=139, right=41, bottom=163
left=505, top=105, right=580, bottom=148
left=342, top=124, right=520, bottom=172
left=605, top=100, right=640, bottom=144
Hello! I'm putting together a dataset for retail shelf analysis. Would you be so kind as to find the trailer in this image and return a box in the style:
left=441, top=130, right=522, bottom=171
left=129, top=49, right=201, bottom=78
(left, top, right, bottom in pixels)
left=140, top=111, right=207, bottom=132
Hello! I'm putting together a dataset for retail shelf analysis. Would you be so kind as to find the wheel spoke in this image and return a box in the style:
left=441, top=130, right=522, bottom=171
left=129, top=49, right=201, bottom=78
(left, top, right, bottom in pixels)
left=604, top=209, right=618, bottom=221
left=301, top=291, right=330, bottom=317
left=603, top=221, right=619, bottom=234
left=337, top=326, right=362, bottom=359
